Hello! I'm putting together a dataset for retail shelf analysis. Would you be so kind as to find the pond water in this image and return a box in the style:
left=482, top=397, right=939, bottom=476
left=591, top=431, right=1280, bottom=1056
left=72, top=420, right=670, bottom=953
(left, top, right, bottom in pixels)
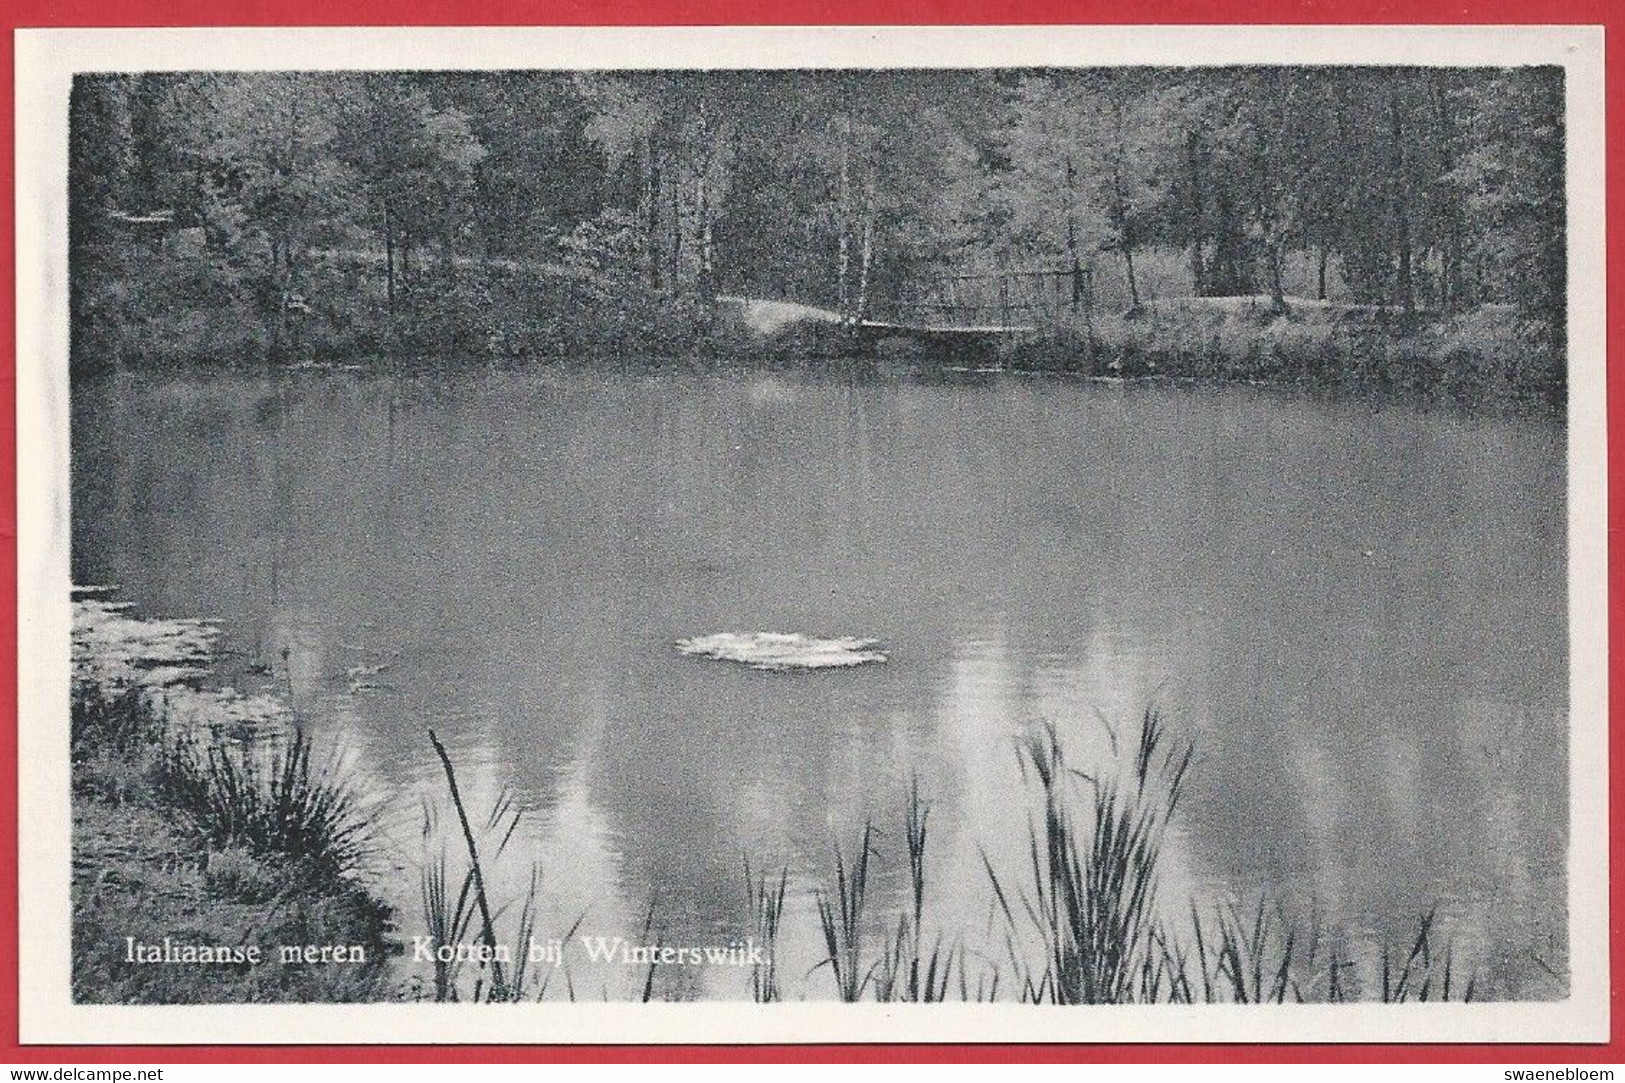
left=71, top=367, right=1569, bottom=1000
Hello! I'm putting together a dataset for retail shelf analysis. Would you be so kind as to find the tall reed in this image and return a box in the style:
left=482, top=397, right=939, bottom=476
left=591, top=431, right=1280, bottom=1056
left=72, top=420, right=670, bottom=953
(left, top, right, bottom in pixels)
left=419, top=798, right=474, bottom=1001
left=815, top=822, right=877, bottom=1002
left=638, top=898, right=663, bottom=1002
left=744, top=859, right=789, bottom=1003
left=418, top=787, right=533, bottom=1002
left=1189, top=899, right=1301, bottom=1003
left=986, top=711, right=1193, bottom=1004
left=875, top=779, right=955, bottom=1002
left=426, top=728, right=507, bottom=998
left=1379, top=907, right=1474, bottom=1003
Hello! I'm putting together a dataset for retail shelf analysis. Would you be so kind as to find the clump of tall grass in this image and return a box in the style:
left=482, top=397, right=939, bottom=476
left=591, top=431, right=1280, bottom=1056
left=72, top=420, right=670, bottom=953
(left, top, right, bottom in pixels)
left=809, top=781, right=962, bottom=1003
left=155, top=728, right=373, bottom=882
left=72, top=684, right=167, bottom=805
left=71, top=684, right=162, bottom=756
left=744, top=859, right=789, bottom=1003
left=981, top=710, right=1481, bottom=1005
left=1174, top=900, right=1475, bottom=1004
left=986, top=710, right=1193, bottom=1004
left=875, top=779, right=956, bottom=1002
left=1185, top=899, right=1304, bottom=1003
left=814, top=822, right=877, bottom=1002
left=774, top=708, right=1481, bottom=1005
left=1378, top=907, right=1474, bottom=1003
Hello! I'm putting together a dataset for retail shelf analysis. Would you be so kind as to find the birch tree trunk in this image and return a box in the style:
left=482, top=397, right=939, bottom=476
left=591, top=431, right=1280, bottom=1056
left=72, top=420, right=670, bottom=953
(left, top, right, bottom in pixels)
left=836, top=114, right=852, bottom=320
left=1431, top=72, right=1465, bottom=311
left=1185, top=130, right=1207, bottom=297
left=696, top=97, right=715, bottom=296
left=1063, top=153, right=1084, bottom=312
left=439, top=179, right=455, bottom=278
left=1109, top=98, right=1141, bottom=312
left=271, top=86, right=303, bottom=359
left=855, top=186, right=875, bottom=324
left=384, top=201, right=396, bottom=311
left=1389, top=90, right=1415, bottom=314
left=642, top=134, right=662, bottom=289
left=668, top=138, right=682, bottom=289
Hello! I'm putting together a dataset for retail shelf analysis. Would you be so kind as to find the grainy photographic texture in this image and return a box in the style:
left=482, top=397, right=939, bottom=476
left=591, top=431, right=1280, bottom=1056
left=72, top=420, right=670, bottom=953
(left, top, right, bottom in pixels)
left=26, top=27, right=1603, bottom=1042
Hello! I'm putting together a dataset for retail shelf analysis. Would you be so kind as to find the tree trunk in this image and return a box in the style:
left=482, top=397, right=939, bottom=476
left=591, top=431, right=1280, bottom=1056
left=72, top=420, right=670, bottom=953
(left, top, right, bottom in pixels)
left=668, top=143, right=682, bottom=289
left=367, top=77, right=396, bottom=317
left=1212, top=188, right=1237, bottom=295
left=695, top=98, right=715, bottom=297
left=1389, top=90, right=1415, bottom=315
left=272, top=85, right=303, bottom=360
left=1431, top=72, right=1465, bottom=312
left=1267, top=242, right=1286, bottom=312
left=855, top=190, right=875, bottom=324
left=384, top=200, right=396, bottom=312
left=1185, top=129, right=1207, bottom=297
left=698, top=194, right=714, bottom=296
left=1122, top=245, right=1140, bottom=311
left=1063, top=153, right=1083, bottom=310
left=439, top=180, right=455, bottom=279
left=283, top=88, right=302, bottom=282
left=644, top=135, right=662, bottom=289
left=1109, top=98, right=1140, bottom=313
left=836, top=115, right=852, bottom=319
left=269, top=242, right=285, bottom=361
left=1252, top=85, right=1288, bottom=315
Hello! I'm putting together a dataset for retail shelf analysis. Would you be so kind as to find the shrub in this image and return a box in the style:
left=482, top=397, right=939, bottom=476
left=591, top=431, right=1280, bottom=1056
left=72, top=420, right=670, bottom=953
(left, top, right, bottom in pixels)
left=71, top=685, right=162, bottom=756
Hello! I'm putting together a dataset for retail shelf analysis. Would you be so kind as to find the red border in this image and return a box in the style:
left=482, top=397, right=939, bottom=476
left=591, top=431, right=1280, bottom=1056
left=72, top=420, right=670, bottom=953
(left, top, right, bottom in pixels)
left=3, top=0, right=1617, bottom=1064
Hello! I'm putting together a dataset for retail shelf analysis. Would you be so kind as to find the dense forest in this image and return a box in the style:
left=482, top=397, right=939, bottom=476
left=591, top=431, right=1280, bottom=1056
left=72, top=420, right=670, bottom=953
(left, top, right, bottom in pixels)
left=68, top=66, right=1566, bottom=398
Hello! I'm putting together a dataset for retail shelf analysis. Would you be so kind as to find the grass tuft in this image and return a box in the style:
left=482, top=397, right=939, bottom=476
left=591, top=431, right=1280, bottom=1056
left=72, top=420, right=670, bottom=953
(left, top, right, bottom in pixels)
left=988, top=713, right=1192, bottom=1003
left=814, top=822, right=878, bottom=1002
left=72, top=685, right=163, bottom=757
left=875, top=779, right=957, bottom=1002
left=155, top=728, right=373, bottom=882
left=744, top=858, right=790, bottom=1003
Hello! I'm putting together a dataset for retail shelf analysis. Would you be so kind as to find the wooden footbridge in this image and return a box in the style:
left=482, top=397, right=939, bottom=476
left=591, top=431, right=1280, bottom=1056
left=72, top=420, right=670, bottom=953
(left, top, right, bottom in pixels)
left=715, top=265, right=1093, bottom=357
left=715, top=296, right=1034, bottom=351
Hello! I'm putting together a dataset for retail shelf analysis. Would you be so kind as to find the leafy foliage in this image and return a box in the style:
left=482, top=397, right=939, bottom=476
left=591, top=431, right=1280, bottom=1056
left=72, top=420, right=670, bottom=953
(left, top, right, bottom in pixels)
left=69, top=66, right=1566, bottom=377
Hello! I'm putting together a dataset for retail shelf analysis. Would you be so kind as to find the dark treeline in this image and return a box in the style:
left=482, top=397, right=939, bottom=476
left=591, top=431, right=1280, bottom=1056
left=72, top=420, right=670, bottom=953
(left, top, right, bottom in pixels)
left=69, top=66, right=1565, bottom=391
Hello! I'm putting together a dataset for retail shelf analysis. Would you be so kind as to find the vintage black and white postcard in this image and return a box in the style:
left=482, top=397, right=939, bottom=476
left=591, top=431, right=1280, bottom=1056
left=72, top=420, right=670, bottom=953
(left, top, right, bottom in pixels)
left=13, top=24, right=1608, bottom=1044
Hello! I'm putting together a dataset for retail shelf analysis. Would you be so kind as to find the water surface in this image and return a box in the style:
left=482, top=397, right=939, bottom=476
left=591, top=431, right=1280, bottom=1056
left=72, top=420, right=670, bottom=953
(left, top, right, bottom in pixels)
left=72, top=367, right=1569, bottom=999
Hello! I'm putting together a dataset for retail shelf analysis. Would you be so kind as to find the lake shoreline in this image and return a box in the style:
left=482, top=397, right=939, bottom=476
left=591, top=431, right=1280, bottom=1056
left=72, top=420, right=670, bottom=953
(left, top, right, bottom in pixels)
left=73, top=295, right=1563, bottom=419
left=69, top=232, right=1564, bottom=414
left=70, top=595, right=396, bottom=1004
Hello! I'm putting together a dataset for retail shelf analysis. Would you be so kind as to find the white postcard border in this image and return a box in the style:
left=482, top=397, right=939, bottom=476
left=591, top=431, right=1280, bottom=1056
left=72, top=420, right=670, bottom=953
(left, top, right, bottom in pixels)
left=14, top=24, right=1609, bottom=1045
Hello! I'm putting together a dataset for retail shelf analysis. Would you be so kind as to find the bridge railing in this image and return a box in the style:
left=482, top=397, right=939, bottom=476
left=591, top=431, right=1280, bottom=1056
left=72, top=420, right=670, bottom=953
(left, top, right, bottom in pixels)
left=879, top=266, right=1095, bottom=329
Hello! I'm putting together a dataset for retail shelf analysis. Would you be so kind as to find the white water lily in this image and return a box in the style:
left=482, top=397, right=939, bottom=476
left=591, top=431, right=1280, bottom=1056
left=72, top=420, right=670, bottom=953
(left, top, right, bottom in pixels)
left=676, top=632, right=886, bottom=671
